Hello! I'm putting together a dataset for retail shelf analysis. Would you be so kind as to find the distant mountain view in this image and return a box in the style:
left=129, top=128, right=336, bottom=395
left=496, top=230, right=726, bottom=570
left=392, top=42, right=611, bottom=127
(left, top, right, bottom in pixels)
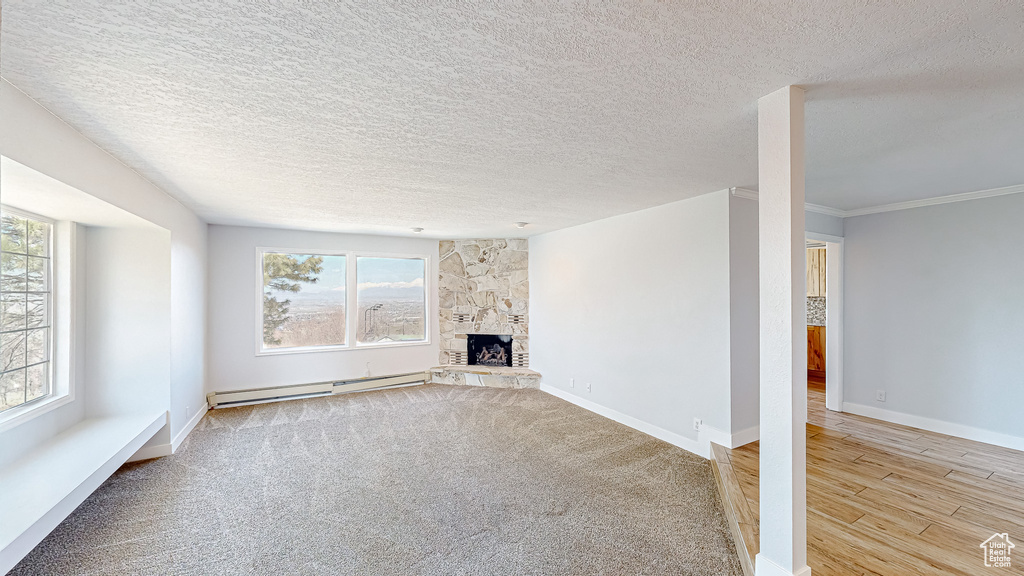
left=263, top=254, right=426, bottom=347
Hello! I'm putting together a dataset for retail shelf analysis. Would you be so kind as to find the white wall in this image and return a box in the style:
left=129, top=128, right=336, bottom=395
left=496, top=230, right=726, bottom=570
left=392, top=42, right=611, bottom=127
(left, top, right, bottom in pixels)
left=806, top=210, right=843, bottom=237
left=729, top=194, right=760, bottom=436
left=531, top=190, right=734, bottom=450
left=207, top=225, right=439, bottom=391
left=84, top=226, right=172, bottom=419
left=844, top=194, right=1024, bottom=446
left=0, top=80, right=207, bottom=445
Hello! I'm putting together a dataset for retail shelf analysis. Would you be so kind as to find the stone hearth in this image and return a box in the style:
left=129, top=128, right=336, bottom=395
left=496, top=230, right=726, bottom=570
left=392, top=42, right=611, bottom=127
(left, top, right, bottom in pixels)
left=428, top=366, right=541, bottom=389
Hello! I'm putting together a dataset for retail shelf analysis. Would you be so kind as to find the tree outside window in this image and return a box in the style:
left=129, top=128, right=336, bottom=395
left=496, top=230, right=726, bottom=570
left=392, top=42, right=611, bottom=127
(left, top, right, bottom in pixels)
left=0, top=209, right=52, bottom=412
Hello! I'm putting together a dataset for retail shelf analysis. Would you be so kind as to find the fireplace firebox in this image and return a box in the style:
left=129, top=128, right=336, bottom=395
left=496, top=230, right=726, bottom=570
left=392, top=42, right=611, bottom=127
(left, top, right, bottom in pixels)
left=467, top=334, right=513, bottom=367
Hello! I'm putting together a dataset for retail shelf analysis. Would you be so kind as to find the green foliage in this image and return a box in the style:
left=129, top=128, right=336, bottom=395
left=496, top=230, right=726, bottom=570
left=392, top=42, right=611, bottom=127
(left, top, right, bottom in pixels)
left=1, top=214, right=27, bottom=254
left=262, top=253, right=323, bottom=345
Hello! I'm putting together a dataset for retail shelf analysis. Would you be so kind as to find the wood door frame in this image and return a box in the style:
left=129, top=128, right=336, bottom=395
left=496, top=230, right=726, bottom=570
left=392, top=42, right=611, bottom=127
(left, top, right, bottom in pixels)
left=807, top=232, right=844, bottom=413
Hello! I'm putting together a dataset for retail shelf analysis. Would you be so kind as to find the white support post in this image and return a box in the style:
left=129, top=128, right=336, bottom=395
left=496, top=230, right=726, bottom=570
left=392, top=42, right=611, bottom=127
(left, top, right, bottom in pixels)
left=756, top=85, right=811, bottom=576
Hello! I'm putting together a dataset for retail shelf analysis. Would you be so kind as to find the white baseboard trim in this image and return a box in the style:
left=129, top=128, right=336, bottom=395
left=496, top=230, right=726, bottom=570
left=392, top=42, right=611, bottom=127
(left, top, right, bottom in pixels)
left=698, top=424, right=731, bottom=452
left=699, top=424, right=759, bottom=451
left=126, top=443, right=172, bottom=462
left=755, top=554, right=811, bottom=576
left=843, top=401, right=1024, bottom=452
left=540, top=384, right=706, bottom=458
left=172, top=404, right=208, bottom=452
left=730, top=425, right=760, bottom=448
left=126, top=403, right=208, bottom=463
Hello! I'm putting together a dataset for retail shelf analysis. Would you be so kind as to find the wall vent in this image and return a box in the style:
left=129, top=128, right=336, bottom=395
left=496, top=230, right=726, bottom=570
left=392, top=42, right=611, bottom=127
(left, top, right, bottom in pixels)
left=452, top=313, right=472, bottom=322
left=512, top=353, right=529, bottom=367
left=508, top=314, right=527, bottom=324
left=448, top=351, right=469, bottom=365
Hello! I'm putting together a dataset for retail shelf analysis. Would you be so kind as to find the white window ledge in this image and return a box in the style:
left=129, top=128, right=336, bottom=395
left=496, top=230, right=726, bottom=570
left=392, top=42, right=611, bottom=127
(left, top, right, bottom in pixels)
left=0, top=393, right=75, bottom=434
left=0, top=411, right=166, bottom=573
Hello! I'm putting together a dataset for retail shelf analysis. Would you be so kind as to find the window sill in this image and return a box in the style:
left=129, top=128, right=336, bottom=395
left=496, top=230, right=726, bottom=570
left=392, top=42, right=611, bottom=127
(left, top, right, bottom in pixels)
left=256, top=339, right=431, bottom=357
left=0, top=393, right=74, bottom=434
left=354, top=339, right=430, bottom=350
left=0, top=411, right=166, bottom=572
left=257, top=343, right=349, bottom=357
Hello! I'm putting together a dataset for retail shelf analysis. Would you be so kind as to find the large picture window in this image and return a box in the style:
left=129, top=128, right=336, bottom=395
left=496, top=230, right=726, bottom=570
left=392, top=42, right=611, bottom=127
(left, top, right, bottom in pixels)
left=356, top=257, right=427, bottom=345
left=0, top=208, right=52, bottom=413
left=261, top=251, right=347, bottom=352
left=258, top=250, right=428, bottom=354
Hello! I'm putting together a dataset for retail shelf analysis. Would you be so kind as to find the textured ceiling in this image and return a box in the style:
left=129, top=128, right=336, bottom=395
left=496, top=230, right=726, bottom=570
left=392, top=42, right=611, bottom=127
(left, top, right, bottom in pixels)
left=2, top=1, right=1023, bottom=237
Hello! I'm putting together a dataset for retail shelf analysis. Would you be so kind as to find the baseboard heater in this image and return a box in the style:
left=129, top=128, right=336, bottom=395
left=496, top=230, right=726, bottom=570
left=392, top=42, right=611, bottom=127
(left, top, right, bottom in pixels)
left=207, top=371, right=428, bottom=409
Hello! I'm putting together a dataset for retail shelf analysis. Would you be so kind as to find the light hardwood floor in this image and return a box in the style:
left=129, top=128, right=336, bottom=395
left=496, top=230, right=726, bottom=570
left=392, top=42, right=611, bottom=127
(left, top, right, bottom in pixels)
left=712, top=385, right=1024, bottom=576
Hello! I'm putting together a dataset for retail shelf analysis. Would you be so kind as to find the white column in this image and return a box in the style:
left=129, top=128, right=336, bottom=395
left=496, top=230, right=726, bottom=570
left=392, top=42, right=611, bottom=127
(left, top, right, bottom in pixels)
left=756, top=85, right=811, bottom=576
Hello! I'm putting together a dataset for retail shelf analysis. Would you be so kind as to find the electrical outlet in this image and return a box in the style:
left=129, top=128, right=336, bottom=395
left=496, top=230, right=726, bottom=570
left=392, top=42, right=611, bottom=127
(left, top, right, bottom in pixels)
left=586, top=382, right=592, bottom=393
left=875, top=390, right=886, bottom=402
left=569, top=378, right=574, bottom=389
left=693, top=418, right=702, bottom=431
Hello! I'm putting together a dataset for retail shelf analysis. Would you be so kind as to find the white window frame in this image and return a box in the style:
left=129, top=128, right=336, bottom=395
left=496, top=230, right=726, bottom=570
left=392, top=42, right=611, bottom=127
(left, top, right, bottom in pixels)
left=0, top=206, right=75, bottom=433
left=254, top=248, right=431, bottom=356
left=256, top=247, right=350, bottom=356
left=353, top=252, right=430, bottom=350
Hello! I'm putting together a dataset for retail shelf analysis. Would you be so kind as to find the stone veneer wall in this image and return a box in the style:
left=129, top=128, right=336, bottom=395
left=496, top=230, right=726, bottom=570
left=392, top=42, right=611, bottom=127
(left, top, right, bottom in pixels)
left=438, top=239, right=528, bottom=366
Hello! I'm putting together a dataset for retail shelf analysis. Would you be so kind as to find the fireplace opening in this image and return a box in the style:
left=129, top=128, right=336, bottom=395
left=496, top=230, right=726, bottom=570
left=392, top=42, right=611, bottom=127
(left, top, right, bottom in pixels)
left=467, top=334, right=513, bottom=367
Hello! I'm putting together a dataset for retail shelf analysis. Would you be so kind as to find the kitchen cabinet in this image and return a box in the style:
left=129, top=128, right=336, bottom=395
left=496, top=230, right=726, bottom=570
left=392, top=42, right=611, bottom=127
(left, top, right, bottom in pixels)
left=807, top=325, right=826, bottom=378
left=807, top=248, right=826, bottom=297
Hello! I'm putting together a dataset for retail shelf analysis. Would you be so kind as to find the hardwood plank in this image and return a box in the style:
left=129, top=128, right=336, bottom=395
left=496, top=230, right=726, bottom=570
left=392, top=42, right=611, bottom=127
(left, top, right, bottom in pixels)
left=710, top=449, right=755, bottom=576
left=848, top=438, right=994, bottom=478
left=952, top=505, right=1024, bottom=540
left=885, top=472, right=1024, bottom=517
left=809, top=509, right=954, bottom=575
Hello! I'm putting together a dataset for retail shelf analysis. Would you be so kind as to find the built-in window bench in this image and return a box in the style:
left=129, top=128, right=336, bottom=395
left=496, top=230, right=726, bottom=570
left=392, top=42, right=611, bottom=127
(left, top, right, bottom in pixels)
left=0, top=412, right=166, bottom=573
left=428, top=366, right=541, bottom=389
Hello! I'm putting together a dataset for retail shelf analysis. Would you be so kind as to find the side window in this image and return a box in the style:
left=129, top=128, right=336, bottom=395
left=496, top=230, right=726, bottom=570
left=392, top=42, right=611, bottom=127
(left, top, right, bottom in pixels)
left=0, top=208, right=53, bottom=413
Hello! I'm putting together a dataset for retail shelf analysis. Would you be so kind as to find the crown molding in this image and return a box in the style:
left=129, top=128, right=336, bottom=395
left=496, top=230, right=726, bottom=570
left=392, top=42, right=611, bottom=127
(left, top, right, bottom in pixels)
left=804, top=202, right=847, bottom=218
left=729, top=183, right=1024, bottom=218
left=729, top=187, right=841, bottom=216
left=839, top=183, right=1024, bottom=217
left=729, top=187, right=759, bottom=201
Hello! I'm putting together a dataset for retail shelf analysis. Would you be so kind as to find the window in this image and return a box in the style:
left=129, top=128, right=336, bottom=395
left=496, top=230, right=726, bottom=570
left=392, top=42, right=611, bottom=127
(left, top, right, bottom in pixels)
left=356, top=256, right=427, bottom=345
left=257, top=250, right=429, bottom=354
left=261, top=251, right=347, bottom=352
left=0, top=208, right=52, bottom=413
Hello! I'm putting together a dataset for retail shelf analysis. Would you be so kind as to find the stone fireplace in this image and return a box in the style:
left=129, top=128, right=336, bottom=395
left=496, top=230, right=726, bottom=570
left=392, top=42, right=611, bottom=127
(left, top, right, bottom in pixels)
left=432, top=239, right=539, bottom=389
left=438, top=239, right=529, bottom=367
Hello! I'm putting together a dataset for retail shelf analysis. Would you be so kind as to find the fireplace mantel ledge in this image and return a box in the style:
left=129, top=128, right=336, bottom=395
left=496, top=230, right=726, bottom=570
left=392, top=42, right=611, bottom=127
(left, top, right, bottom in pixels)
left=429, top=365, right=539, bottom=377
left=428, top=366, right=541, bottom=389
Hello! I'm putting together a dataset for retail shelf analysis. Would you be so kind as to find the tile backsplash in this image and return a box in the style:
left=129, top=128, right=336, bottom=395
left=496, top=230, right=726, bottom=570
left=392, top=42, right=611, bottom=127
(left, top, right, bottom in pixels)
left=807, top=297, right=826, bottom=327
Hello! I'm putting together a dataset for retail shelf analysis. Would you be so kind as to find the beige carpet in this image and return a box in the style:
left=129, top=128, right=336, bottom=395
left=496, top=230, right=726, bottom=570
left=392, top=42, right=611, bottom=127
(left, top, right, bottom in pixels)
left=12, top=384, right=742, bottom=575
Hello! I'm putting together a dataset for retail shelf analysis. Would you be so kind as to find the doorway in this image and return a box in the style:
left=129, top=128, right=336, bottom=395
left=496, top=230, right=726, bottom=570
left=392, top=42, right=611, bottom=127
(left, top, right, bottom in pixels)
left=806, top=233, right=843, bottom=413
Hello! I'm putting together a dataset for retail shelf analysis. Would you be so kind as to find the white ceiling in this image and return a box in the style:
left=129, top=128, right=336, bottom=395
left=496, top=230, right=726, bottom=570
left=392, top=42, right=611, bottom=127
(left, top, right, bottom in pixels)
left=2, top=1, right=1022, bottom=238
